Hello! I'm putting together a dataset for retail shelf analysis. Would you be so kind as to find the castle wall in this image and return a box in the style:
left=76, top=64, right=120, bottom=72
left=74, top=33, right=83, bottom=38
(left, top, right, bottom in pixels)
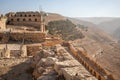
left=67, top=43, right=115, bottom=80
left=10, top=31, right=46, bottom=42
left=8, top=17, right=41, bottom=27
left=6, top=12, right=42, bottom=28
left=26, top=44, right=42, bottom=56
left=0, top=31, right=46, bottom=43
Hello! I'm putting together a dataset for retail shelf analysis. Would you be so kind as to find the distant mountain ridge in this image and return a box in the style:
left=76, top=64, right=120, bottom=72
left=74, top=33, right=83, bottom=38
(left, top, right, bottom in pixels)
left=97, top=18, right=120, bottom=34
left=76, top=17, right=119, bottom=24
left=46, top=13, right=115, bottom=42
left=75, top=17, right=120, bottom=41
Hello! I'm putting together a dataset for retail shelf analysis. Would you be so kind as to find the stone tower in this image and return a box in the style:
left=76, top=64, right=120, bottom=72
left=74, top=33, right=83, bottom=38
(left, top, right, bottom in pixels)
left=0, top=15, right=7, bottom=30
left=40, top=12, right=46, bottom=32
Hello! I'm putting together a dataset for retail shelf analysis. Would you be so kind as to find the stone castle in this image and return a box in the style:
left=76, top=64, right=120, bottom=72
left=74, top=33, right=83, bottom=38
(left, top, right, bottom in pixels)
left=0, top=12, right=48, bottom=44
left=0, top=11, right=63, bottom=58
left=6, top=11, right=46, bottom=31
left=0, top=11, right=115, bottom=80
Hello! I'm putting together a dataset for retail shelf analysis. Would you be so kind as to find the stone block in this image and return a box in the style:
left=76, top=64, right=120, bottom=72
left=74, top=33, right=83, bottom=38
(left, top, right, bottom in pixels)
left=54, top=60, right=81, bottom=74
left=45, top=57, right=58, bottom=66
left=61, top=66, right=97, bottom=80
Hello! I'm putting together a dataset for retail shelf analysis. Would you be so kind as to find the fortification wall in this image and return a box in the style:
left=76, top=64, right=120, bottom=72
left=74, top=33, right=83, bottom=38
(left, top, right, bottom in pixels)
left=6, top=12, right=42, bottom=28
left=10, top=31, right=46, bottom=42
left=0, top=31, right=46, bottom=43
left=8, top=17, right=41, bottom=27
left=42, top=38, right=63, bottom=47
left=66, top=42, right=115, bottom=80
left=26, top=44, right=42, bottom=56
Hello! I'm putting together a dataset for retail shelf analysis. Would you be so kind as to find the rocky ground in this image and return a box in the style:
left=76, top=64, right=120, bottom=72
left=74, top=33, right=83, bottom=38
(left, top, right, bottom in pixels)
left=0, top=58, right=33, bottom=80
left=31, top=44, right=97, bottom=80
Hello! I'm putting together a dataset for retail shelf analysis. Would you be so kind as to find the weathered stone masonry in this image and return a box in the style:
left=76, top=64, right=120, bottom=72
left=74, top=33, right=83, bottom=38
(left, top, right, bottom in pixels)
left=66, top=42, right=115, bottom=80
left=0, top=31, right=46, bottom=43
left=6, top=11, right=46, bottom=32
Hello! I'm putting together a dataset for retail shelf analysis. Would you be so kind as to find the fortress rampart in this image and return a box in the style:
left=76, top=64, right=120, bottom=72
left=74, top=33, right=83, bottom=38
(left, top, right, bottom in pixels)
left=65, top=42, right=115, bottom=80
left=0, top=31, right=46, bottom=43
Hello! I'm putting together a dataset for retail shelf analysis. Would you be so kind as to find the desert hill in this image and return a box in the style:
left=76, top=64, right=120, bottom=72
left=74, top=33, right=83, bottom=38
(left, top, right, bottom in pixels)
left=113, top=27, right=120, bottom=41
left=67, top=17, right=115, bottom=42
left=46, top=20, right=85, bottom=40
left=45, top=13, right=66, bottom=23
left=45, top=13, right=120, bottom=80
left=75, top=17, right=120, bottom=41
left=76, top=17, right=116, bottom=24
left=97, top=18, right=120, bottom=34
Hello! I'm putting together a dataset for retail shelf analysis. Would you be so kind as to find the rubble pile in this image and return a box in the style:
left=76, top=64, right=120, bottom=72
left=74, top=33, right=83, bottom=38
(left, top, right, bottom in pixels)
left=31, top=44, right=97, bottom=80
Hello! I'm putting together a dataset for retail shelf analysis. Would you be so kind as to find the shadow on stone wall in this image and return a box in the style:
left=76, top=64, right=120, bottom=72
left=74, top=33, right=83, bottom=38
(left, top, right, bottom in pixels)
left=0, top=59, right=33, bottom=80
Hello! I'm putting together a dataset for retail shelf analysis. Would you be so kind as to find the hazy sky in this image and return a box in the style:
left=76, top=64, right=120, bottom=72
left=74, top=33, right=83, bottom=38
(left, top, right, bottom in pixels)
left=0, top=0, right=120, bottom=17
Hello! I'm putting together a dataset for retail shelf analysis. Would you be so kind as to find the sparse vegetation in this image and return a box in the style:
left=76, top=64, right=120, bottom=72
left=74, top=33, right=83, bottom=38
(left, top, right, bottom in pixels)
left=46, top=20, right=85, bottom=40
left=77, top=24, right=88, bottom=31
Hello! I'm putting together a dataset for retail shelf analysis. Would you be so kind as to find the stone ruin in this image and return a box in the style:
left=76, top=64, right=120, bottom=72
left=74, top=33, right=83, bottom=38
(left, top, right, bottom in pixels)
left=30, top=44, right=97, bottom=80
left=6, top=11, right=46, bottom=31
left=0, top=11, right=116, bottom=80
left=0, top=11, right=63, bottom=59
left=29, top=43, right=115, bottom=80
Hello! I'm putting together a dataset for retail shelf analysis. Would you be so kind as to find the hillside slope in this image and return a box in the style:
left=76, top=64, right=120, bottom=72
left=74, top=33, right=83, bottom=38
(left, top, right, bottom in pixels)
left=68, top=17, right=115, bottom=42
left=76, top=17, right=116, bottom=24
left=45, top=13, right=119, bottom=80
left=46, top=13, right=66, bottom=23
left=97, top=18, right=120, bottom=34
left=74, top=17, right=120, bottom=41
left=113, top=27, right=120, bottom=41
left=46, top=20, right=85, bottom=40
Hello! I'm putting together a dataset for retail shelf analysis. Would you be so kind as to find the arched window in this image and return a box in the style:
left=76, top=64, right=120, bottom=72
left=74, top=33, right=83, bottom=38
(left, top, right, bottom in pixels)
left=33, top=15, right=35, bottom=17
left=20, top=14, right=22, bottom=17
left=17, top=18, right=20, bottom=21
left=23, top=18, right=26, bottom=21
left=98, top=75, right=101, bottom=80
left=11, top=19, right=13, bottom=21
left=25, top=15, right=27, bottom=17
left=94, top=71, right=96, bottom=77
left=29, top=18, right=31, bottom=21
left=90, top=69, right=92, bottom=73
left=29, top=15, right=31, bottom=17
left=35, top=19, right=37, bottom=22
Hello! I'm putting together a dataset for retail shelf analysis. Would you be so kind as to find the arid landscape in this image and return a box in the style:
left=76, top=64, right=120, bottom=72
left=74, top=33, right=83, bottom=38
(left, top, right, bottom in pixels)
left=0, top=0, right=120, bottom=80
